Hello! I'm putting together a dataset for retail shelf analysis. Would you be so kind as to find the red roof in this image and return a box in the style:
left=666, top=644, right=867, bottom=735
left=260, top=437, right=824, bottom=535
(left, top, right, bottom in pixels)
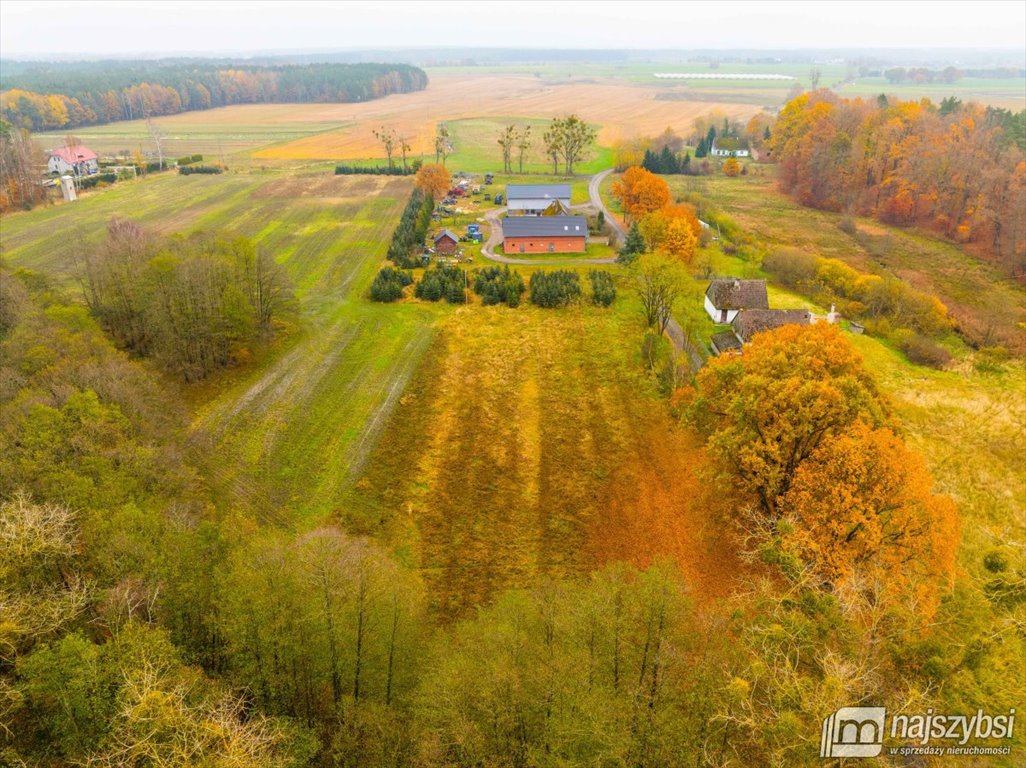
left=49, top=146, right=98, bottom=164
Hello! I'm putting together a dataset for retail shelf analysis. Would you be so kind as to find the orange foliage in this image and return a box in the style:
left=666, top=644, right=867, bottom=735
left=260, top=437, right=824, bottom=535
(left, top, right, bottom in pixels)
left=771, top=91, right=1026, bottom=274
left=415, top=163, right=451, bottom=200
left=722, top=157, right=741, bottom=177
left=782, top=422, right=960, bottom=616
left=611, top=166, right=670, bottom=223
left=691, top=323, right=888, bottom=516
left=638, top=202, right=702, bottom=261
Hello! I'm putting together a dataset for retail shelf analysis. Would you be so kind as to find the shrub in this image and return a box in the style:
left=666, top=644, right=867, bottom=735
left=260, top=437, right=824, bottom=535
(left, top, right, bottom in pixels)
left=415, top=266, right=466, bottom=304
left=473, top=266, right=525, bottom=307
left=896, top=331, right=951, bottom=369
left=77, top=173, right=118, bottom=189
left=179, top=165, right=224, bottom=175
left=588, top=270, right=616, bottom=307
left=176, top=154, right=202, bottom=166
left=529, top=270, right=581, bottom=308
left=762, top=247, right=818, bottom=288
left=369, top=267, right=413, bottom=302
left=837, top=215, right=858, bottom=235
left=335, top=164, right=412, bottom=176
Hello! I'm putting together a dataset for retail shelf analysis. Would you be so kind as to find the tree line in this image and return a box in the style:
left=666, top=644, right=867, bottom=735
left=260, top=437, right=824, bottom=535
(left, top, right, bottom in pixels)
left=0, top=61, right=428, bottom=131
left=496, top=115, right=597, bottom=175
left=387, top=188, right=434, bottom=268
left=771, top=91, right=1026, bottom=276
left=80, top=217, right=294, bottom=381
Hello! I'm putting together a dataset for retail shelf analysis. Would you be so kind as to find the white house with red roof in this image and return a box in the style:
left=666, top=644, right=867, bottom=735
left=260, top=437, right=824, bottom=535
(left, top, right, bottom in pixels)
left=47, top=145, right=99, bottom=176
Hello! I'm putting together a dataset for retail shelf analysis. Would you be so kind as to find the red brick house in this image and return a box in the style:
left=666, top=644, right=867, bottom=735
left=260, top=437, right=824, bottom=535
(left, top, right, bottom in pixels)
left=433, top=229, right=459, bottom=256
left=502, top=215, right=587, bottom=254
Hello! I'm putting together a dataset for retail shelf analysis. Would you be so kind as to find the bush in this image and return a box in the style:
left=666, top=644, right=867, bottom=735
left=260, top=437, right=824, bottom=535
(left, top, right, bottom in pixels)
left=837, top=215, right=858, bottom=235
left=896, top=331, right=952, bottom=369
left=529, top=270, right=581, bottom=308
left=77, top=173, right=118, bottom=189
left=415, top=266, right=466, bottom=304
left=335, top=164, right=412, bottom=176
left=176, top=154, right=203, bottom=166
left=473, top=266, right=525, bottom=307
left=179, top=165, right=224, bottom=175
left=762, top=247, right=818, bottom=288
left=588, top=270, right=616, bottom=307
left=369, top=266, right=413, bottom=302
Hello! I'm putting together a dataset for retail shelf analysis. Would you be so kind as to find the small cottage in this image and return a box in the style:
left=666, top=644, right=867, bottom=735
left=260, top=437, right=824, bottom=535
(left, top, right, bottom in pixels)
left=704, top=279, right=769, bottom=324
left=48, top=146, right=99, bottom=175
left=730, top=309, right=812, bottom=344
left=433, top=229, right=459, bottom=256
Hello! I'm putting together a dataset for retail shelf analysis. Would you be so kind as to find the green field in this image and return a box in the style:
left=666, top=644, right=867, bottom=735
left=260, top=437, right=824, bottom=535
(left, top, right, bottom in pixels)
left=1, top=170, right=449, bottom=524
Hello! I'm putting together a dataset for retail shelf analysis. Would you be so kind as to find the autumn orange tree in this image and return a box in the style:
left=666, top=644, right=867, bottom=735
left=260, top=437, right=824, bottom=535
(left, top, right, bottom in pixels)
left=638, top=203, right=702, bottom=262
left=687, top=323, right=888, bottom=516
left=780, top=421, right=959, bottom=608
left=687, top=322, right=960, bottom=617
left=722, top=157, right=741, bottom=177
left=414, top=163, right=450, bottom=200
left=611, top=166, right=670, bottom=223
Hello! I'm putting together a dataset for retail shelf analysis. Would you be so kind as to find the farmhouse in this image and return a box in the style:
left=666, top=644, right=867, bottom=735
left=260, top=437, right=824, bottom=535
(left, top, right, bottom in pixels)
left=710, top=138, right=750, bottom=158
left=506, top=183, right=572, bottom=215
left=433, top=229, right=459, bottom=256
left=704, top=278, right=769, bottom=324
left=502, top=215, right=587, bottom=254
left=730, top=309, right=812, bottom=343
left=47, top=145, right=99, bottom=175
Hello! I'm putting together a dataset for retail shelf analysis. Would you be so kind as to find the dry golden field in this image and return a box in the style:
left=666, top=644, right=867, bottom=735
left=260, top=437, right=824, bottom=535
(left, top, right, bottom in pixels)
left=252, top=72, right=759, bottom=160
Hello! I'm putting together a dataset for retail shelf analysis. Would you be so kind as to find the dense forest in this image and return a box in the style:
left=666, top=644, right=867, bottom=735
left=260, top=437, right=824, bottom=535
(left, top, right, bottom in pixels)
left=0, top=60, right=428, bottom=130
left=770, top=90, right=1026, bottom=277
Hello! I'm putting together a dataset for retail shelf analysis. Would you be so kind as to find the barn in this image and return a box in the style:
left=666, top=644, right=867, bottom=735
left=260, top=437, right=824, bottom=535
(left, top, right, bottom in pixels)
left=502, top=215, right=587, bottom=254
left=433, top=229, right=459, bottom=256
left=505, top=184, right=572, bottom=215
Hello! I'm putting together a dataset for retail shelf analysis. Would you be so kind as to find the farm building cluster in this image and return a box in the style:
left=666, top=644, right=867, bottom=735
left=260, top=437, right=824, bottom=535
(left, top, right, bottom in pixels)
left=500, top=183, right=586, bottom=254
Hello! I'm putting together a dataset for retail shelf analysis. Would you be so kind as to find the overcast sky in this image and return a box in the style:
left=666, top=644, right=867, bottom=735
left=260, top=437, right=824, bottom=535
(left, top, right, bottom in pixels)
left=2, top=0, right=1024, bottom=58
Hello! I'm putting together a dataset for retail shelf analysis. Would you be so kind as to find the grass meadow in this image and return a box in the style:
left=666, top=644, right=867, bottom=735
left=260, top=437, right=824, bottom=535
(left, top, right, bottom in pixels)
left=2, top=170, right=447, bottom=527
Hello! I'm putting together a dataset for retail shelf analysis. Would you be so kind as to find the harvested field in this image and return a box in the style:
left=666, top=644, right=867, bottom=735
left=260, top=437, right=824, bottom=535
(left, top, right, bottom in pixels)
left=253, top=73, right=758, bottom=160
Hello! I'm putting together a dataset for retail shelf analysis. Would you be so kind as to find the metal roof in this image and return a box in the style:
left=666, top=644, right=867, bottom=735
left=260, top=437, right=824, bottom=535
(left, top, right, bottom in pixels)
left=434, top=229, right=459, bottom=242
left=501, top=216, right=587, bottom=238
left=505, top=184, right=572, bottom=201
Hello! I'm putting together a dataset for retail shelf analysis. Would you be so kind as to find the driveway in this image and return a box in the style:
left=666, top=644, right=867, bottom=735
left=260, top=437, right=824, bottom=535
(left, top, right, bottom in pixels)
left=479, top=170, right=623, bottom=266
left=480, top=202, right=617, bottom=266
left=588, top=168, right=626, bottom=245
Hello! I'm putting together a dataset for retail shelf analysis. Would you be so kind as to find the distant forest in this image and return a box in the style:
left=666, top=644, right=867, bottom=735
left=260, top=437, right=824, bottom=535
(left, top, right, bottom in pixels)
left=0, top=60, right=428, bottom=131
